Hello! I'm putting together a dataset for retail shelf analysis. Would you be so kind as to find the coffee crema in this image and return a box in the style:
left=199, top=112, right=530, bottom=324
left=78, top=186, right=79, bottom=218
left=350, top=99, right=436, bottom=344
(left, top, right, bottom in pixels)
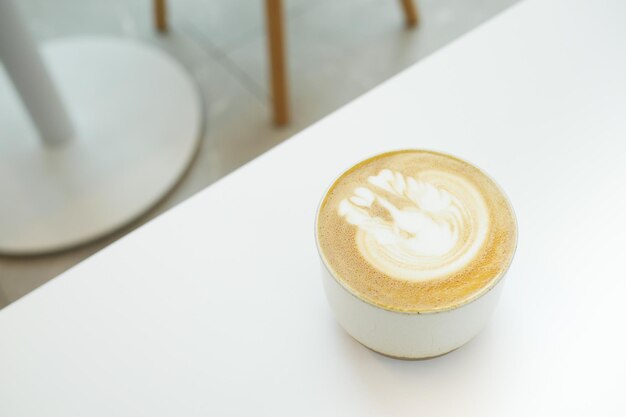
left=316, top=150, right=517, bottom=312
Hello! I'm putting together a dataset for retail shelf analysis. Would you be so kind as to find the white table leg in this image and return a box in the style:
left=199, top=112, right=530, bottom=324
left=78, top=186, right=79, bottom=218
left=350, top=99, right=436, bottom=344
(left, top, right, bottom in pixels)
left=0, top=0, right=74, bottom=146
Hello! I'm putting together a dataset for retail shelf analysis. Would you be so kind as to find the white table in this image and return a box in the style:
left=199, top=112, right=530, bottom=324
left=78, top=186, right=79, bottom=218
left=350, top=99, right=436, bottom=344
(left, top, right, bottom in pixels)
left=2, top=0, right=625, bottom=414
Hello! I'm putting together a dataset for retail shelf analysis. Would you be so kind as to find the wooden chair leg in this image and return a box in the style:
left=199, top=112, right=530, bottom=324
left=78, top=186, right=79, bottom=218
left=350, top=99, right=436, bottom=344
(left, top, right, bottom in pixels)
left=400, top=0, right=419, bottom=27
left=154, top=0, right=168, bottom=32
left=264, top=0, right=289, bottom=126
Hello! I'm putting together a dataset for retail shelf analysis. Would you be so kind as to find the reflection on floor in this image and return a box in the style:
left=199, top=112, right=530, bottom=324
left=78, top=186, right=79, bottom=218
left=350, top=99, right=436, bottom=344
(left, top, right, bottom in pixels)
left=0, top=0, right=519, bottom=308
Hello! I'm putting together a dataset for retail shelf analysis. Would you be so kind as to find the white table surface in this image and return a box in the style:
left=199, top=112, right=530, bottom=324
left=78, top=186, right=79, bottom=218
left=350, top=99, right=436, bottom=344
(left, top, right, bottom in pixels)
left=2, top=0, right=626, bottom=415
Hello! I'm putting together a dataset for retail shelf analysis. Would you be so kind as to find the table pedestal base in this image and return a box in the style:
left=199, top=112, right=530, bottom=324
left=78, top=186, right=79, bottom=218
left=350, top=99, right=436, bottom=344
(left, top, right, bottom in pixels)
left=0, top=37, right=202, bottom=255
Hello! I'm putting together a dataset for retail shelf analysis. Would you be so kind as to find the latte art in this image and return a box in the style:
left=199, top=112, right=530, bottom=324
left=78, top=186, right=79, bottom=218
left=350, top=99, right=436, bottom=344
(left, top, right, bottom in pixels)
left=338, top=169, right=489, bottom=282
left=339, top=172, right=463, bottom=259
left=316, top=150, right=517, bottom=312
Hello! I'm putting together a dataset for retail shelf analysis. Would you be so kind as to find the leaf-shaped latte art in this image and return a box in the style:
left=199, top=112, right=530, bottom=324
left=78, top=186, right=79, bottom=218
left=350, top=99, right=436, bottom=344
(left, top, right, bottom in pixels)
left=338, top=169, right=489, bottom=282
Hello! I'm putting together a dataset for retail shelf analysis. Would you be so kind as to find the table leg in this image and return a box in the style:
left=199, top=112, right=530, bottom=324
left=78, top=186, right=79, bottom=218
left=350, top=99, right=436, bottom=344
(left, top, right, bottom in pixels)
left=0, top=0, right=74, bottom=146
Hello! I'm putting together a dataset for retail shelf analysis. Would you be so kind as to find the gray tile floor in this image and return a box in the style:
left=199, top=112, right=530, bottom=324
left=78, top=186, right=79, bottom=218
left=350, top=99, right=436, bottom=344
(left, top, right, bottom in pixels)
left=0, top=0, right=519, bottom=308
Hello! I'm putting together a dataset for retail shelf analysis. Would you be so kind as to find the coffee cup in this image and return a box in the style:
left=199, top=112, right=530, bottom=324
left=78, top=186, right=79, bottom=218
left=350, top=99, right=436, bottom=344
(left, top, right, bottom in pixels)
left=315, top=150, right=517, bottom=359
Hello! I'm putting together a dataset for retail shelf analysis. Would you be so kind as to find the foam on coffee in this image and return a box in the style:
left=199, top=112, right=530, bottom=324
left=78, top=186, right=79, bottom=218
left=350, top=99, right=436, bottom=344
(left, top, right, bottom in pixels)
left=316, top=150, right=517, bottom=312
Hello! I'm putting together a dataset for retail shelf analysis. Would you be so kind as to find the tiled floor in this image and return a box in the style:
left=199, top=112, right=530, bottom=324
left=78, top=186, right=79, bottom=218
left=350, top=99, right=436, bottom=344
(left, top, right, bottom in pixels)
left=0, top=0, right=519, bottom=308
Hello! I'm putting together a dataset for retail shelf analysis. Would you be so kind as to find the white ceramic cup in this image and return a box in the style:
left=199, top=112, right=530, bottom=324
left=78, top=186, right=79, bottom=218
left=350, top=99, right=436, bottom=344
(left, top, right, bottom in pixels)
left=317, top=260, right=507, bottom=359
left=314, top=165, right=516, bottom=360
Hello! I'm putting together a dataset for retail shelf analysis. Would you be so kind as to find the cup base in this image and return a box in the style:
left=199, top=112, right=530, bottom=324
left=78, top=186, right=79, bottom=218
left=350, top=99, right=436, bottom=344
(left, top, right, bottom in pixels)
left=358, top=340, right=461, bottom=361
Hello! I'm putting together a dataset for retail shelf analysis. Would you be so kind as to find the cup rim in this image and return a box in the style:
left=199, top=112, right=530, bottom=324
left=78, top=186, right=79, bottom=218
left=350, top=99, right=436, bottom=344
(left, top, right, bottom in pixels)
left=314, top=148, right=518, bottom=315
